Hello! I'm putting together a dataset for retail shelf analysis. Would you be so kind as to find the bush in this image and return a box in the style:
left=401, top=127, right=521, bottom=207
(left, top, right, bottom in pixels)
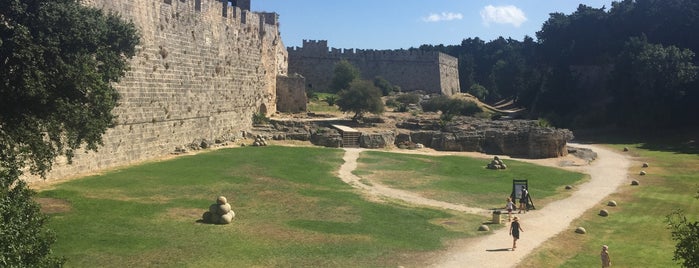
left=422, top=96, right=482, bottom=118
left=325, top=95, right=338, bottom=106
left=252, top=112, right=270, bottom=125
left=395, top=93, right=421, bottom=105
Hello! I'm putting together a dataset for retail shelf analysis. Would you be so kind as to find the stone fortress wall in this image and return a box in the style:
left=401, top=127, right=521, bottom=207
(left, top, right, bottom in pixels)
left=288, top=40, right=461, bottom=96
left=37, top=0, right=293, bottom=180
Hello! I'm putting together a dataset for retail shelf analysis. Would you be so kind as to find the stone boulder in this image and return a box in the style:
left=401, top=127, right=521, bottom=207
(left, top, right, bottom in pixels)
left=360, top=132, right=395, bottom=149
left=310, top=128, right=342, bottom=148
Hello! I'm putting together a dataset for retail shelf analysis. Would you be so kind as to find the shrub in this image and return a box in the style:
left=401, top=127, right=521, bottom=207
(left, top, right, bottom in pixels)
left=395, top=93, right=421, bottom=105
left=325, top=95, right=338, bottom=106
left=422, top=96, right=482, bottom=118
left=252, top=112, right=269, bottom=125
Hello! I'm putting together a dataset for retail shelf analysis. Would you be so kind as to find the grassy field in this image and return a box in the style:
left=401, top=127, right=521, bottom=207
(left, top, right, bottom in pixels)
left=38, top=145, right=585, bottom=267
left=518, top=141, right=699, bottom=267
left=356, top=151, right=586, bottom=209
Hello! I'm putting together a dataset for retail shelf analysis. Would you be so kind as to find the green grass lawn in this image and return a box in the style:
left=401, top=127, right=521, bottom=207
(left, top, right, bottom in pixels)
left=518, top=142, right=699, bottom=268
left=307, top=93, right=341, bottom=114
left=356, top=151, right=586, bottom=209
left=39, top=146, right=507, bottom=267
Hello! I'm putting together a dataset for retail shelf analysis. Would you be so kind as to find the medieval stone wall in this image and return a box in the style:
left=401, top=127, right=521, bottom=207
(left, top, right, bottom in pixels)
left=35, top=0, right=288, bottom=181
left=288, top=40, right=461, bottom=96
left=276, top=74, right=307, bottom=113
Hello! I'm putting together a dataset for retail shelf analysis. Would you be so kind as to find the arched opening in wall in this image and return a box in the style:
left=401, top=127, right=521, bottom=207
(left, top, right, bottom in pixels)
left=259, top=103, right=267, bottom=115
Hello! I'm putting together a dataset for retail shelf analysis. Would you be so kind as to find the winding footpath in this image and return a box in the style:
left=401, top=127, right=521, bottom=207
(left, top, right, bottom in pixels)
left=337, top=143, right=631, bottom=268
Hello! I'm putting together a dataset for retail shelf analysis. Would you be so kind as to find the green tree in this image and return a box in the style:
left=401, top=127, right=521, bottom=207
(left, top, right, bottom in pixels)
left=373, top=76, right=398, bottom=96
left=609, top=36, right=697, bottom=127
left=665, top=187, right=699, bottom=268
left=336, top=80, right=385, bottom=120
left=468, top=84, right=488, bottom=100
left=330, top=60, right=360, bottom=93
left=421, top=96, right=482, bottom=122
left=0, top=0, right=140, bottom=266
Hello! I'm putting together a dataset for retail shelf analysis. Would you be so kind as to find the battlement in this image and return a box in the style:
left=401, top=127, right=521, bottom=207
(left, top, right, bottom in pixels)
left=289, top=40, right=442, bottom=60
left=288, top=40, right=460, bottom=96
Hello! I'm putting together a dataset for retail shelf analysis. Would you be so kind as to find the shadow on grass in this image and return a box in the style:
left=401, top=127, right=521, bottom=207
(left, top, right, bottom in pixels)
left=572, top=127, right=699, bottom=155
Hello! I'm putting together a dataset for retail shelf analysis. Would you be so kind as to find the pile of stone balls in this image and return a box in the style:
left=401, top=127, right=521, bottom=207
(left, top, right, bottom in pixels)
left=202, top=196, right=235, bottom=224
left=252, top=135, right=267, bottom=147
left=487, top=156, right=507, bottom=170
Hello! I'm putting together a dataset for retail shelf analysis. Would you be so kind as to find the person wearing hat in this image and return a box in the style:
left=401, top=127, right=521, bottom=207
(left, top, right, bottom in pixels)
left=509, top=216, right=524, bottom=250
left=601, top=245, right=611, bottom=267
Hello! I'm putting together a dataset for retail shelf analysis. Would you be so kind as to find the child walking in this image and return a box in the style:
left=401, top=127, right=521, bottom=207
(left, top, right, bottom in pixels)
left=505, top=197, right=515, bottom=221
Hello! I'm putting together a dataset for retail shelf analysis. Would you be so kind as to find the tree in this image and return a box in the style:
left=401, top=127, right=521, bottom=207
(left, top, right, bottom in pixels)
left=421, top=96, right=482, bottom=122
left=467, top=84, right=488, bottom=100
left=336, top=80, right=384, bottom=120
left=665, top=187, right=699, bottom=268
left=609, top=36, right=697, bottom=127
left=373, top=76, right=398, bottom=96
left=329, top=60, right=360, bottom=93
left=0, top=0, right=140, bottom=266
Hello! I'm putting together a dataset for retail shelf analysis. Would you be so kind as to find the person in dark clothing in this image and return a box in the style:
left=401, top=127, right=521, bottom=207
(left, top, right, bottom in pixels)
left=510, top=216, right=524, bottom=250
left=519, top=187, right=528, bottom=213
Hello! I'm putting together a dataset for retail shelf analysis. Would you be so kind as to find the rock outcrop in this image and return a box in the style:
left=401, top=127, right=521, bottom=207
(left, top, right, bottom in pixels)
left=254, top=116, right=573, bottom=159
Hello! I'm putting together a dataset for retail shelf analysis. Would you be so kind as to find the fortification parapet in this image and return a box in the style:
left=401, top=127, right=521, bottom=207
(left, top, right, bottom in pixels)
left=288, top=40, right=460, bottom=95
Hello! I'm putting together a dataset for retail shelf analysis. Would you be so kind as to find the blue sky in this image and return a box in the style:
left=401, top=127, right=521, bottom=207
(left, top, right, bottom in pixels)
left=253, top=0, right=613, bottom=50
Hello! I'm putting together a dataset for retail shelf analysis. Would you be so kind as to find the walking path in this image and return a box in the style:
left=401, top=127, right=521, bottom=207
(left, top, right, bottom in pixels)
left=337, top=143, right=631, bottom=267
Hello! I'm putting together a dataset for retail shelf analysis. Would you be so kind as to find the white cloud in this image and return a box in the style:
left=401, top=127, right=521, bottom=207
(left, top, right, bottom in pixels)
left=480, top=5, right=527, bottom=27
left=422, top=12, right=464, bottom=23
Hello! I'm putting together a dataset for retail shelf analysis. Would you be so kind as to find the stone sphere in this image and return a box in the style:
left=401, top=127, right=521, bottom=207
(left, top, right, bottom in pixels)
left=209, top=204, right=219, bottom=214
left=607, top=201, right=618, bottom=207
left=220, top=211, right=235, bottom=224
left=218, top=203, right=232, bottom=214
left=202, top=211, right=213, bottom=223
left=575, top=227, right=587, bottom=234
left=478, top=225, right=490, bottom=231
left=642, top=162, right=649, bottom=168
left=599, top=209, right=609, bottom=217
left=217, top=196, right=228, bottom=205
left=631, top=180, right=640, bottom=186
left=640, top=171, right=647, bottom=176
left=623, top=147, right=629, bottom=152
left=565, top=185, right=573, bottom=190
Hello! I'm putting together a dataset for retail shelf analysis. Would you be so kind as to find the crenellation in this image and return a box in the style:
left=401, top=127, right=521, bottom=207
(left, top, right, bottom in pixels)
left=288, top=41, right=460, bottom=95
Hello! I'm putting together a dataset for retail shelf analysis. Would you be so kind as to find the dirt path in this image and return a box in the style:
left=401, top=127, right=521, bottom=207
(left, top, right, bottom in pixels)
left=337, top=143, right=631, bottom=268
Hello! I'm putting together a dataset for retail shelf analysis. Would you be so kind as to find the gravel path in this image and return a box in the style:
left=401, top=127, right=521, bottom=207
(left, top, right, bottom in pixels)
left=337, top=143, right=631, bottom=268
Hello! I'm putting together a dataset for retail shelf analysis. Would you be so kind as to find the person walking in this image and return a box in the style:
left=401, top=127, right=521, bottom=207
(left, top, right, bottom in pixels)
left=601, top=245, right=611, bottom=267
left=519, top=186, right=529, bottom=213
left=505, top=197, right=516, bottom=221
left=510, top=216, right=523, bottom=250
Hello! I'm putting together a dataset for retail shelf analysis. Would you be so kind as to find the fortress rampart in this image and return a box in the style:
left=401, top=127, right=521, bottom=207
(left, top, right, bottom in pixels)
left=288, top=40, right=460, bottom=95
left=34, top=0, right=292, bottom=181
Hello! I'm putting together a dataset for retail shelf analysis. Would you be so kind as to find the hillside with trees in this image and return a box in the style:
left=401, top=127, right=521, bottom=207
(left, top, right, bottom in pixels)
left=418, top=0, right=699, bottom=129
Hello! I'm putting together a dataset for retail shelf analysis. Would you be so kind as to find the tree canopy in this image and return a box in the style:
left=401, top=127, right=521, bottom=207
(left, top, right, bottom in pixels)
left=329, top=60, right=360, bottom=93
left=336, top=80, right=385, bottom=120
left=418, top=0, right=699, bottom=129
left=1, top=0, right=140, bottom=266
